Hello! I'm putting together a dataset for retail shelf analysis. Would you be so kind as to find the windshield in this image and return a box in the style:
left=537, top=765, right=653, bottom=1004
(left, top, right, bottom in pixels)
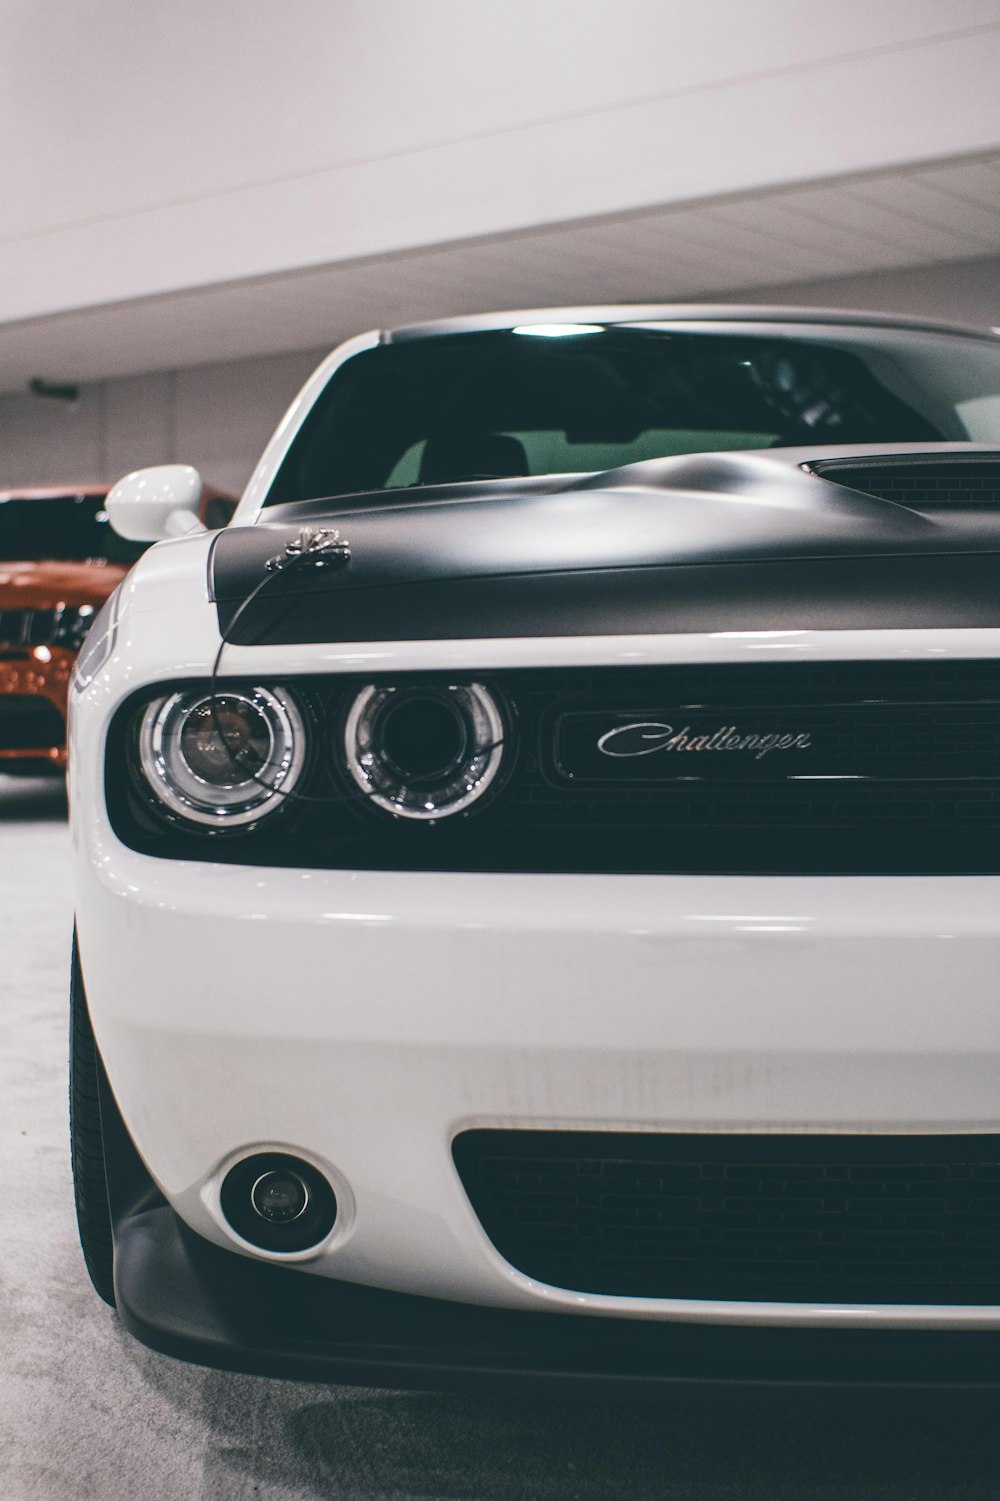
left=0, top=493, right=146, bottom=565
left=265, top=323, right=1000, bottom=507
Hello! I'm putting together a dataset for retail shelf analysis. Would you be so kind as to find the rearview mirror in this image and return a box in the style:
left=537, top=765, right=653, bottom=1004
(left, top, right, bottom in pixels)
left=106, top=464, right=207, bottom=543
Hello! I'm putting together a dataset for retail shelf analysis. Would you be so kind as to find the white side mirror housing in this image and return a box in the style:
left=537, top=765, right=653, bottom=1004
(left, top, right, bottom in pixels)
left=106, top=464, right=207, bottom=543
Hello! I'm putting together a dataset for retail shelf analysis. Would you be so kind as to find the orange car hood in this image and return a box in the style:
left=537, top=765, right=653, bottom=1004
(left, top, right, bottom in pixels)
left=0, top=559, right=126, bottom=609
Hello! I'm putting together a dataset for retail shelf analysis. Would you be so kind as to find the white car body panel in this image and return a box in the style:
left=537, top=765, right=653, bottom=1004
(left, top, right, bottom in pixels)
left=70, top=566, right=1000, bottom=1328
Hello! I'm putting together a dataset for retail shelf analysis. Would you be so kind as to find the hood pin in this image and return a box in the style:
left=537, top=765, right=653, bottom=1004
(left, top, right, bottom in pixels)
left=266, top=527, right=351, bottom=573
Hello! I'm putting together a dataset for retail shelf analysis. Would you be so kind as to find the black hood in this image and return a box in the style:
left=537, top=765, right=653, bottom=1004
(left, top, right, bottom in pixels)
left=212, top=446, right=1000, bottom=643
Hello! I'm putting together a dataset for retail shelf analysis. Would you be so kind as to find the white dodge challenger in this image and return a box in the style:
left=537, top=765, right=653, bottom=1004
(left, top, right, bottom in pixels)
left=69, top=306, right=1000, bottom=1386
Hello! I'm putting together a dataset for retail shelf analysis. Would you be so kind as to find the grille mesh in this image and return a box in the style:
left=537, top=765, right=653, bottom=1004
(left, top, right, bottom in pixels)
left=490, top=661, right=1000, bottom=871
left=454, top=1131, right=1000, bottom=1305
left=813, top=460, right=1000, bottom=509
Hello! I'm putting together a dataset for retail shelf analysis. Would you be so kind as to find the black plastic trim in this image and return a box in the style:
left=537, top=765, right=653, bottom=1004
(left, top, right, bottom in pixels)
left=453, top=1128, right=1000, bottom=1307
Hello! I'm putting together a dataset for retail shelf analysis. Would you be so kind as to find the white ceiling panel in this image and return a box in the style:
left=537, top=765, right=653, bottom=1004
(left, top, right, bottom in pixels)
left=693, top=200, right=879, bottom=272
left=3, top=9, right=999, bottom=328
left=2, top=148, right=1000, bottom=395
left=693, top=205, right=871, bottom=278
left=771, top=186, right=965, bottom=258
left=843, top=178, right=1000, bottom=252
left=914, top=158, right=1000, bottom=205
left=870, top=174, right=1000, bottom=242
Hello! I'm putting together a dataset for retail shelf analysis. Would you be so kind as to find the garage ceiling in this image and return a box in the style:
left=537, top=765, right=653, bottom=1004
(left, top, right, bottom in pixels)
left=4, top=148, right=1000, bottom=396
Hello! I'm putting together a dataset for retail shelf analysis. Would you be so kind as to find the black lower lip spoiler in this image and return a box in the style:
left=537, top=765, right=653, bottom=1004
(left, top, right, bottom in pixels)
left=110, top=1200, right=1000, bottom=1392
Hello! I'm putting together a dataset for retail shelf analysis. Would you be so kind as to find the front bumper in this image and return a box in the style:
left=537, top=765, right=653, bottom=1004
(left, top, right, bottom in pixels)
left=76, top=833, right=1000, bottom=1331
left=98, top=1048, right=1000, bottom=1388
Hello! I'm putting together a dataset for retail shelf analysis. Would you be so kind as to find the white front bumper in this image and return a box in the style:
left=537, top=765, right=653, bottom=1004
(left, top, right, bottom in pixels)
left=76, top=839, right=1000, bottom=1329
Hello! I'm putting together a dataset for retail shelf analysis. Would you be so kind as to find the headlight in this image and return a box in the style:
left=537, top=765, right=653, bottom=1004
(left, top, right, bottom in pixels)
left=343, top=682, right=505, bottom=820
left=137, top=685, right=307, bottom=828
left=71, top=589, right=121, bottom=692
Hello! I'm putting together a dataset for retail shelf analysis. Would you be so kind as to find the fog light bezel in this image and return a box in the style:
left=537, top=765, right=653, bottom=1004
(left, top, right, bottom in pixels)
left=220, top=1152, right=338, bottom=1253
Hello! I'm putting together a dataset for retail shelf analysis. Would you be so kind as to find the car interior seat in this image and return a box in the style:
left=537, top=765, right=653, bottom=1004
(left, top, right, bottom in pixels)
left=418, top=432, right=530, bottom=484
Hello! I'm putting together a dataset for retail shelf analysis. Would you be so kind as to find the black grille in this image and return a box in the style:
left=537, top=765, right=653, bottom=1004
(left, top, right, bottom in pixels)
left=454, top=1130, right=1000, bottom=1305
left=0, top=695, right=65, bottom=750
left=0, top=607, right=57, bottom=646
left=813, top=458, right=1000, bottom=508
left=109, top=660, right=1000, bottom=874
left=496, top=663, right=1000, bottom=870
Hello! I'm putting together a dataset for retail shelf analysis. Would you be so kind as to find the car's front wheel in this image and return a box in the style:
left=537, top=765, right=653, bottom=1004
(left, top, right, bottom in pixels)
left=69, top=934, right=116, bottom=1306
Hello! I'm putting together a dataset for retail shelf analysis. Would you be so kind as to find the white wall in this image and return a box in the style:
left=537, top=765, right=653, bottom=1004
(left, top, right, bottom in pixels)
left=3, top=253, right=998, bottom=498
left=1, top=0, right=998, bottom=324
left=0, top=348, right=322, bottom=495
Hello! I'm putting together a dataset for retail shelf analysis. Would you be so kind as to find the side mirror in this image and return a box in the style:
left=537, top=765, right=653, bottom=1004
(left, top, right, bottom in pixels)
left=106, top=464, right=207, bottom=543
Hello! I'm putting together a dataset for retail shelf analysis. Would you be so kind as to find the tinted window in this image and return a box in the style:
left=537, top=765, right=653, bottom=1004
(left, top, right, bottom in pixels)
left=0, top=494, right=147, bottom=564
left=265, top=324, right=1000, bottom=506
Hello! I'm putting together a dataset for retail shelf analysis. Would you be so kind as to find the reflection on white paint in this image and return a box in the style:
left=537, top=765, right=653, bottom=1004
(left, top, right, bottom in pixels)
left=687, top=915, right=812, bottom=922
left=735, top=924, right=808, bottom=933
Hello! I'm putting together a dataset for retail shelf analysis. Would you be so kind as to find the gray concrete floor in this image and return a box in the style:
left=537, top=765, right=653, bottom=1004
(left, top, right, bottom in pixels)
left=4, top=771, right=1000, bottom=1500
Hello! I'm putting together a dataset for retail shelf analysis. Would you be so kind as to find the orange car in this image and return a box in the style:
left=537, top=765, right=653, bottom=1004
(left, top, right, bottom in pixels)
left=0, top=484, right=234, bottom=770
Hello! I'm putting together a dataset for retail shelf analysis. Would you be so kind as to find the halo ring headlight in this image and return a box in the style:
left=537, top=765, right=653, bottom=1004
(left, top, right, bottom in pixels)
left=137, top=685, right=306, bottom=828
left=343, top=682, right=505, bottom=820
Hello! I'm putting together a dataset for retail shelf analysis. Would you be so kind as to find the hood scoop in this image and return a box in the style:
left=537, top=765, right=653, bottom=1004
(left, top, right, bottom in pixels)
left=811, top=456, right=1000, bottom=511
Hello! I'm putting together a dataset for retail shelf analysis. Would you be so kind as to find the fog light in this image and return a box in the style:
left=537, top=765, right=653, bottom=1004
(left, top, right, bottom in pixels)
left=251, top=1168, right=309, bottom=1224
left=221, top=1152, right=337, bottom=1252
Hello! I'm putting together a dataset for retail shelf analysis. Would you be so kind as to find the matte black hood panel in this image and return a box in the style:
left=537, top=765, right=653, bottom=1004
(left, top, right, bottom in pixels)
left=211, top=448, right=1000, bottom=643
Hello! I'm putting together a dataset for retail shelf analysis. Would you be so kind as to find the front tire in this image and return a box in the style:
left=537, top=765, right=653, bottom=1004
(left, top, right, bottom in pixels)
left=69, top=934, right=116, bottom=1306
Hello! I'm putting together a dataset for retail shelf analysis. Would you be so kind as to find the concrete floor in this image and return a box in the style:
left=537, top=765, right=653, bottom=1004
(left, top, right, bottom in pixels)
left=4, top=772, right=1000, bottom=1500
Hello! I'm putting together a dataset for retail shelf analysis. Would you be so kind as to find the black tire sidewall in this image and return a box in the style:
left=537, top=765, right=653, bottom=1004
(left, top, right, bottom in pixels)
left=69, top=932, right=116, bottom=1307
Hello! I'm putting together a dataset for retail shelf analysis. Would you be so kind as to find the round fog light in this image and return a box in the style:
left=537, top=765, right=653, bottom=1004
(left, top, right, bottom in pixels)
left=221, top=1152, right=337, bottom=1253
left=251, top=1168, right=310, bottom=1224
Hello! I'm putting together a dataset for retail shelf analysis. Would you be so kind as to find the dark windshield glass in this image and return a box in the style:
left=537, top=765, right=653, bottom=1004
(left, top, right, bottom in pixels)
left=0, top=494, right=146, bottom=564
left=265, top=324, right=1000, bottom=506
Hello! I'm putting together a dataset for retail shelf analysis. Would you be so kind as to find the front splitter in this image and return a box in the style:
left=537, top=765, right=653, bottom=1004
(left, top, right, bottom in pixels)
left=110, top=1202, right=1000, bottom=1391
